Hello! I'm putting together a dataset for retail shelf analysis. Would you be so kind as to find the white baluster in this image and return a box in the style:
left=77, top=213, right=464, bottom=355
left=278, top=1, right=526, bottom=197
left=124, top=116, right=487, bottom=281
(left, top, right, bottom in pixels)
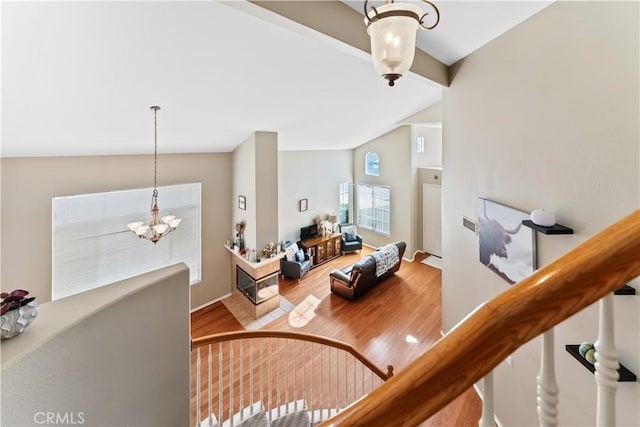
left=595, top=295, right=619, bottom=427
left=285, top=339, right=289, bottom=414
left=219, top=343, right=223, bottom=426
left=293, top=340, right=297, bottom=408
left=239, top=341, right=244, bottom=421
left=335, top=349, right=340, bottom=409
left=268, top=340, right=272, bottom=422
left=229, top=342, right=234, bottom=427
left=328, top=347, right=332, bottom=414
left=196, top=347, right=201, bottom=427
left=208, top=345, right=213, bottom=426
left=250, top=342, right=254, bottom=415
left=311, top=343, right=314, bottom=424
left=479, top=371, right=494, bottom=427
left=277, top=340, right=281, bottom=418
left=344, top=352, right=348, bottom=411
left=260, top=342, right=264, bottom=417
left=537, top=330, right=559, bottom=427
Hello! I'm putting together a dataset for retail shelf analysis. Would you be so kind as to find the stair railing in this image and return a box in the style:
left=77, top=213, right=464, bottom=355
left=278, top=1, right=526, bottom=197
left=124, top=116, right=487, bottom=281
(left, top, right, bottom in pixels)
left=191, top=330, right=393, bottom=427
left=322, top=210, right=640, bottom=426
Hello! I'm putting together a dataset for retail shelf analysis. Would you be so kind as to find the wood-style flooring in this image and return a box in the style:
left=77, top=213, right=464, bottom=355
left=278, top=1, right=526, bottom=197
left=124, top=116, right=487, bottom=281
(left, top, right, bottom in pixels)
left=191, top=248, right=482, bottom=426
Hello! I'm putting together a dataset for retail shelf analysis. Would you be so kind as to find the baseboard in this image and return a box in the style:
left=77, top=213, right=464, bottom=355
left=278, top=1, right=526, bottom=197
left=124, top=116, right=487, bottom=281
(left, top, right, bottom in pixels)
left=190, top=293, right=231, bottom=313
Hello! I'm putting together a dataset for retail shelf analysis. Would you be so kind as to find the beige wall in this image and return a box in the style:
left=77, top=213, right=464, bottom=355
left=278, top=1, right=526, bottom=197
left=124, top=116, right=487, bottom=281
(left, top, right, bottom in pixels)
left=255, top=133, right=279, bottom=251
left=231, top=131, right=279, bottom=255
left=354, top=126, right=416, bottom=254
left=442, top=2, right=639, bottom=425
left=278, top=150, right=352, bottom=243
left=0, top=153, right=231, bottom=309
left=1, top=263, right=190, bottom=427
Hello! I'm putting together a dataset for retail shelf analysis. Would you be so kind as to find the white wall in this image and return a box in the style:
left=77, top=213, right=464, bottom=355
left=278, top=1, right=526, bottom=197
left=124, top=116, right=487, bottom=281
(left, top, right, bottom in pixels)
left=0, top=154, right=231, bottom=309
left=414, top=126, right=442, bottom=169
left=442, top=2, right=639, bottom=426
left=354, top=126, right=415, bottom=253
left=1, top=263, right=190, bottom=427
left=278, top=150, right=352, bottom=243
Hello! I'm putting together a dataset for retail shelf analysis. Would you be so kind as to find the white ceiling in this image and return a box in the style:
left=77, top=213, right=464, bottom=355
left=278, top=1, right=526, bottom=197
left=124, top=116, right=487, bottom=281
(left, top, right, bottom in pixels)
left=1, top=1, right=552, bottom=157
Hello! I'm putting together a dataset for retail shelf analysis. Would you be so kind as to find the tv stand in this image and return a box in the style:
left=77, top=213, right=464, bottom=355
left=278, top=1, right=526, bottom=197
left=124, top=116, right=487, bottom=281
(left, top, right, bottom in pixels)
left=299, top=233, right=342, bottom=268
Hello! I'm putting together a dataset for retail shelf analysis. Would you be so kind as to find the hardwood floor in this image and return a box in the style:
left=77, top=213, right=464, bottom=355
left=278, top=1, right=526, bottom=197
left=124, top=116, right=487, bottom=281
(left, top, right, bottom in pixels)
left=191, top=248, right=482, bottom=426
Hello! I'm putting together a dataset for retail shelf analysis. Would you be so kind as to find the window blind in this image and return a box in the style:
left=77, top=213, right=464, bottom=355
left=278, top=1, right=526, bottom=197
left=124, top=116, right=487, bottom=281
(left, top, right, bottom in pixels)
left=52, top=183, right=201, bottom=300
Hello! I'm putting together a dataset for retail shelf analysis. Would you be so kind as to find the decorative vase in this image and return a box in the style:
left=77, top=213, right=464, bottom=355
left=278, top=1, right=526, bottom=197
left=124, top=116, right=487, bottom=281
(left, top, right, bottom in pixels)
left=1, top=300, right=38, bottom=340
left=531, top=208, right=556, bottom=227
left=238, top=233, right=245, bottom=250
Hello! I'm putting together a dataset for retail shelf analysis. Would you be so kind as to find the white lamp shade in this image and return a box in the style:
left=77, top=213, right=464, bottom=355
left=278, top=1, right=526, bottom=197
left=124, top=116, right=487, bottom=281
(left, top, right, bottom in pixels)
left=168, top=218, right=182, bottom=229
left=153, top=223, right=169, bottom=235
left=161, top=215, right=176, bottom=224
left=127, top=221, right=144, bottom=232
left=366, top=3, right=421, bottom=77
left=134, top=225, right=149, bottom=236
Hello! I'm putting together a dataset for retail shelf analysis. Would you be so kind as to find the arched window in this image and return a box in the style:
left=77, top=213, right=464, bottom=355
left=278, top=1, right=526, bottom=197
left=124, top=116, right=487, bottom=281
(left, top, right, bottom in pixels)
left=365, top=151, right=379, bottom=176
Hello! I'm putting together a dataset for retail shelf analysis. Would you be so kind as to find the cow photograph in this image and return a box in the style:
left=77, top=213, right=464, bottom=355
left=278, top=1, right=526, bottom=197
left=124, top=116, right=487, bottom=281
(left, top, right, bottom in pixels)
left=478, top=198, right=536, bottom=285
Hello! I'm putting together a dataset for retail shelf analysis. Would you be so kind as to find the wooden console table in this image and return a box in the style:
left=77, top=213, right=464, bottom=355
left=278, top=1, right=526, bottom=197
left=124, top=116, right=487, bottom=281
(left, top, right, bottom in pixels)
left=299, top=233, right=342, bottom=268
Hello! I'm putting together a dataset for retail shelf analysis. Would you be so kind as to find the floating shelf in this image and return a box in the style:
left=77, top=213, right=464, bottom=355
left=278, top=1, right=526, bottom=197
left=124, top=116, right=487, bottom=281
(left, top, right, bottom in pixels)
left=522, top=220, right=574, bottom=235
left=614, top=285, right=636, bottom=295
left=565, top=345, right=637, bottom=382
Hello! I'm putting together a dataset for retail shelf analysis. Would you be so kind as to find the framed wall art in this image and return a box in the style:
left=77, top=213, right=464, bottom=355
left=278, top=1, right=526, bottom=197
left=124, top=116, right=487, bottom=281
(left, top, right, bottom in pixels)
left=299, top=199, right=308, bottom=212
left=477, top=197, right=536, bottom=285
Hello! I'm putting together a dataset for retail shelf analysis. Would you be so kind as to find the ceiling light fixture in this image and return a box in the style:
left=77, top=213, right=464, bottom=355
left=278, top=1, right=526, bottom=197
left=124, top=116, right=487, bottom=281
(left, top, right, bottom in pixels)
left=364, top=0, right=440, bottom=87
left=127, top=106, right=181, bottom=244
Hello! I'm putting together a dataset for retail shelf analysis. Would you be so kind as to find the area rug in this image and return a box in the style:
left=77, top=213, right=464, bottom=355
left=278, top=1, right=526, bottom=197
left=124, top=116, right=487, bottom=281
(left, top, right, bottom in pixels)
left=288, top=294, right=321, bottom=328
left=421, top=255, right=442, bottom=270
left=222, top=295, right=295, bottom=331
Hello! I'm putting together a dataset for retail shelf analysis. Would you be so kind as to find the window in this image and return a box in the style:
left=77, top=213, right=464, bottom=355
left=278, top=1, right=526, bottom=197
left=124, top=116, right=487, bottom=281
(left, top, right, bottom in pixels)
left=416, top=136, right=425, bottom=153
left=365, top=151, right=379, bottom=176
left=356, top=184, right=390, bottom=235
left=52, top=183, right=201, bottom=300
left=339, top=182, right=350, bottom=224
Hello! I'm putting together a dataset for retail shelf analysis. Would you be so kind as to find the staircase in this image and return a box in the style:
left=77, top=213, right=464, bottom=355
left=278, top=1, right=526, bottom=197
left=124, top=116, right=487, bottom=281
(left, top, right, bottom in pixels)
left=192, top=210, right=639, bottom=427
left=191, top=331, right=393, bottom=427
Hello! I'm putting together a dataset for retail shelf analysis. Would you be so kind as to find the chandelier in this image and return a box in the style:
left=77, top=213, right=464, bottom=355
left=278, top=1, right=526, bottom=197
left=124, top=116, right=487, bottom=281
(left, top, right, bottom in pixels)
left=127, top=106, right=181, bottom=244
left=364, top=0, right=440, bottom=86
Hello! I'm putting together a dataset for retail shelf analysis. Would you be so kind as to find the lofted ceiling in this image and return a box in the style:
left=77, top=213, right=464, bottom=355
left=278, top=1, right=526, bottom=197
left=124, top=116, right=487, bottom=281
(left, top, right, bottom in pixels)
left=1, top=1, right=552, bottom=157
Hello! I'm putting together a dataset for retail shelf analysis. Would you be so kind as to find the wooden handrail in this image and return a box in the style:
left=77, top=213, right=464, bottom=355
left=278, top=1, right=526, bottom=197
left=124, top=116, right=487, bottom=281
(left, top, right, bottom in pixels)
left=322, top=210, right=640, bottom=426
left=192, top=329, right=394, bottom=380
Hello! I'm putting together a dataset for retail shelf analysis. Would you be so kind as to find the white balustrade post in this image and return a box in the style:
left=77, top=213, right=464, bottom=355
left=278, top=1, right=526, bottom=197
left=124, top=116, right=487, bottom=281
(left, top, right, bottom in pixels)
left=537, top=330, right=559, bottom=427
left=595, top=295, right=619, bottom=427
left=479, top=371, right=494, bottom=427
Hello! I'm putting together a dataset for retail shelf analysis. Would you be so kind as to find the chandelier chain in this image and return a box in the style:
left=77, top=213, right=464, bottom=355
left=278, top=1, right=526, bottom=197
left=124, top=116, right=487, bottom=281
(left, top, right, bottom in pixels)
left=153, top=106, right=158, bottom=190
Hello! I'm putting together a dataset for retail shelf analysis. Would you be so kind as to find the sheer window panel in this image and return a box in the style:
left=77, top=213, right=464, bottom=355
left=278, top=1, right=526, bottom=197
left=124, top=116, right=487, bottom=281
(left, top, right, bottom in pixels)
left=52, top=183, right=201, bottom=300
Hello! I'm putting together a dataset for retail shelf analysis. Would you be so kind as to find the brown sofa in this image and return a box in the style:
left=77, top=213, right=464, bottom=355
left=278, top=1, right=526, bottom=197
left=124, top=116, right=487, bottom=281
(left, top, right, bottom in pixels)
left=329, top=242, right=406, bottom=300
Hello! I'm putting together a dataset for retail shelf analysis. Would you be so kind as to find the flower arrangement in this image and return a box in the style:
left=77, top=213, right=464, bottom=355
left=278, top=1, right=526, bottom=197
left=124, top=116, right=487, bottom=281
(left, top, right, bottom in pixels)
left=1, top=289, right=35, bottom=316
left=1, top=289, right=38, bottom=340
left=235, top=220, right=246, bottom=251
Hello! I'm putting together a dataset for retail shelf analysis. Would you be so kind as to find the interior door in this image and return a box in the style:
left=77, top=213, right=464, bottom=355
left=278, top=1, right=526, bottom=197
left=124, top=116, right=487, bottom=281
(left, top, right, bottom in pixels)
left=423, top=183, right=442, bottom=257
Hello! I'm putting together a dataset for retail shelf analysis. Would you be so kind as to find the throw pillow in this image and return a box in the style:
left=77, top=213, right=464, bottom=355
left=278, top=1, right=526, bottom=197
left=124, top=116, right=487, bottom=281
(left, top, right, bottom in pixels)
left=344, top=231, right=356, bottom=242
left=295, top=249, right=305, bottom=263
left=285, top=242, right=299, bottom=261
left=341, top=225, right=357, bottom=235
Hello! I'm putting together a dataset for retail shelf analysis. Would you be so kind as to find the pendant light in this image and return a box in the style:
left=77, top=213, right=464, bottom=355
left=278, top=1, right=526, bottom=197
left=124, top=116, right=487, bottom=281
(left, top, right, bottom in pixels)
left=127, top=106, right=181, bottom=244
left=364, top=0, right=440, bottom=86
